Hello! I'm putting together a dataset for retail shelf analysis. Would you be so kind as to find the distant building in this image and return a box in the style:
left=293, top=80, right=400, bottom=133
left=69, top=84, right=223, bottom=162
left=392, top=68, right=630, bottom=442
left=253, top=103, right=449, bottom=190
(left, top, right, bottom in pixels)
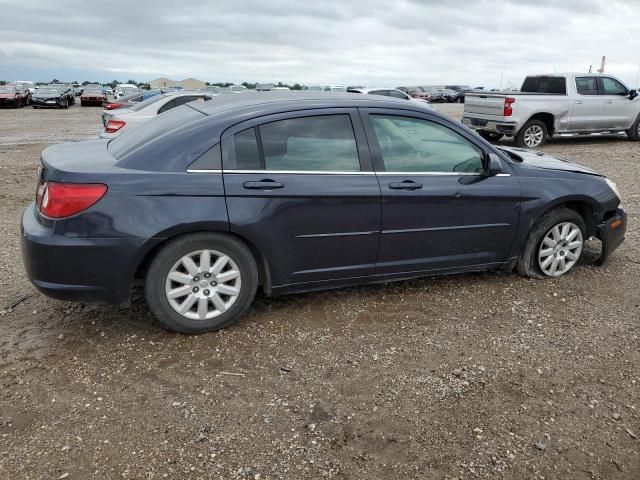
left=149, top=77, right=206, bottom=90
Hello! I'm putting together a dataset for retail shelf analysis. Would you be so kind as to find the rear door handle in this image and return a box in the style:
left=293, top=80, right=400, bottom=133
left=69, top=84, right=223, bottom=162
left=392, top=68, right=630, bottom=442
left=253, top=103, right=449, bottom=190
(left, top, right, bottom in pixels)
left=389, top=180, right=422, bottom=190
left=243, top=179, right=284, bottom=190
left=574, top=100, right=582, bottom=104
left=606, top=100, right=614, bottom=104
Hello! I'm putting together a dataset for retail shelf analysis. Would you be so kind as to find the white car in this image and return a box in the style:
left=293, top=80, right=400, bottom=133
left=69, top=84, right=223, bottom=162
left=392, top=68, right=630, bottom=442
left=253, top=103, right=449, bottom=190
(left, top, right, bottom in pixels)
left=101, top=91, right=214, bottom=138
left=228, top=85, right=248, bottom=93
left=323, top=85, right=347, bottom=92
left=347, top=87, right=432, bottom=107
left=114, top=83, right=139, bottom=98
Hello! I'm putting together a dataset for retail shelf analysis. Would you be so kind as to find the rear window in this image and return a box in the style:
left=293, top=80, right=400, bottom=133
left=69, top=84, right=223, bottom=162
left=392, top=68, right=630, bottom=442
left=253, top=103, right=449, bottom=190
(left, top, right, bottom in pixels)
left=521, top=76, right=567, bottom=94
left=108, top=106, right=204, bottom=159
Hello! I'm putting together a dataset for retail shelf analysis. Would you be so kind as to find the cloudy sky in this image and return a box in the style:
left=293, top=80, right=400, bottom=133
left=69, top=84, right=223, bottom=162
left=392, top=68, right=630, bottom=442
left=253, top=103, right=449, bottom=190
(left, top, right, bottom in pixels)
left=1, top=0, right=639, bottom=88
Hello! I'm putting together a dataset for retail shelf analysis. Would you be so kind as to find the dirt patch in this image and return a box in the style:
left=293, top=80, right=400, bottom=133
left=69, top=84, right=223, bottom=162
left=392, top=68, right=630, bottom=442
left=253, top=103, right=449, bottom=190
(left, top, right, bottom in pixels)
left=0, top=103, right=638, bottom=479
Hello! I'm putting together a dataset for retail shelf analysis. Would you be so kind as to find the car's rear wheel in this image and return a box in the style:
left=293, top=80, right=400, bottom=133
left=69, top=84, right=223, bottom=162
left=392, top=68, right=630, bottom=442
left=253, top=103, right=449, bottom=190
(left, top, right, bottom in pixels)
left=626, top=115, right=640, bottom=141
left=145, top=233, right=258, bottom=333
left=515, top=119, right=548, bottom=148
left=516, top=208, right=586, bottom=279
left=478, top=131, right=504, bottom=142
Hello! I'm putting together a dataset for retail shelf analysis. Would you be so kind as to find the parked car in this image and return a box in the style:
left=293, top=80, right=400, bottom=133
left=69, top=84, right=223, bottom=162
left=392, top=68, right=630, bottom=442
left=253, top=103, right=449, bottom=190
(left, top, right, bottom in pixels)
left=462, top=73, right=640, bottom=147
left=14, top=80, right=36, bottom=94
left=347, top=87, right=431, bottom=107
left=301, top=85, right=324, bottom=91
left=81, top=86, right=107, bottom=106
left=73, top=83, right=83, bottom=96
left=397, top=86, right=431, bottom=101
left=21, top=93, right=626, bottom=333
left=419, top=86, right=446, bottom=102
left=47, top=83, right=75, bottom=105
left=445, top=85, right=472, bottom=103
left=101, top=90, right=166, bottom=125
left=101, top=91, right=213, bottom=137
left=103, top=86, right=114, bottom=95
left=323, top=85, right=347, bottom=92
left=255, top=83, right=275, bottom=91
left=0, top=84, right=28, bottom=108
left=114, top=84, right=139, bottom=98
left=32, top=86, right=70, bottom=108
left=228, top=85, right=247, bottom=93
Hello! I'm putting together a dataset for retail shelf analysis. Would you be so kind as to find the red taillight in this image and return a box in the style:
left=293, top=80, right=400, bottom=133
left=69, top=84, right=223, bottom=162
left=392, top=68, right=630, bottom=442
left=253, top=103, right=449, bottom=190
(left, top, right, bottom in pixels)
left=104, top=102, right=122, bottom=110
left=105, top=119, right=125, bottom=133
left=36, top=182, right=107, bottom=219
left=504, top=97, right=515, bottom=117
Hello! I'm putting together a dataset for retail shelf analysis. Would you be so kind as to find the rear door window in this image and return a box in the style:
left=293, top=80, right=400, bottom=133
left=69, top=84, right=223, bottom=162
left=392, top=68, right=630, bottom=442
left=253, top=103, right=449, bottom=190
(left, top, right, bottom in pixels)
left=575, top=77, right=599, bottom=95
left=228, top=114, right=361, bottom=171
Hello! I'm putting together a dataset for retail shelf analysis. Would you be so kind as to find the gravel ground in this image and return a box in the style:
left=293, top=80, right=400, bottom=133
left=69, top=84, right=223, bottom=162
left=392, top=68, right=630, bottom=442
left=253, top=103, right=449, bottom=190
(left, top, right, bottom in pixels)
left=0, top=102, right=638, bottom=480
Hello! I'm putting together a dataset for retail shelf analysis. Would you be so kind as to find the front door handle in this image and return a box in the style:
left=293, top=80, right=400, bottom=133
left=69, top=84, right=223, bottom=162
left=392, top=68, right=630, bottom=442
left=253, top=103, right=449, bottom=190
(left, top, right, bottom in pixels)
left=243, top=179, right=284, bottom=190
left=606, top=99, right=614, bottom=104
left=574, top=100, right=583, bottom=104
left=389, top=180, right=422, bottom=190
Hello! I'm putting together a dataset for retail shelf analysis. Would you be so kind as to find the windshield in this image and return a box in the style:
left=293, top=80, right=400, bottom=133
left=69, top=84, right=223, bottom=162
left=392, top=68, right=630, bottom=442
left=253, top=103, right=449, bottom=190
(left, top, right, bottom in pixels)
left=108, top=105, right=205, bottom=159
left=129, top=93, right=171, bottom=112
left=36, top=88, right=60, bottom=95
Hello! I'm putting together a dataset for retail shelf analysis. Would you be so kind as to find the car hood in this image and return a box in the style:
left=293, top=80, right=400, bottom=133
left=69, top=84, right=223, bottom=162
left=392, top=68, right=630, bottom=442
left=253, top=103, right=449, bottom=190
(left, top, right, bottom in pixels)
left=0, top=93, right=16, bottom=98
left=499, top=146, right=601, bottom=176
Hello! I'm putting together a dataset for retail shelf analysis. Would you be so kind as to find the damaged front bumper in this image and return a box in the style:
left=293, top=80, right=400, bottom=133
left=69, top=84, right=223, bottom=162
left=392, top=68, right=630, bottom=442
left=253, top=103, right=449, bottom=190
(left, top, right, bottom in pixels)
left=594, top=208, right=627, bottom=266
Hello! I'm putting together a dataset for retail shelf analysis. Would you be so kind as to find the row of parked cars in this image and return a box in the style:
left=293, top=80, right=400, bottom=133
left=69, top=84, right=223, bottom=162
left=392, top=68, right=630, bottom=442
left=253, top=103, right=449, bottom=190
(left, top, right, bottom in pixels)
left=0, top=81, right=111, bottom=108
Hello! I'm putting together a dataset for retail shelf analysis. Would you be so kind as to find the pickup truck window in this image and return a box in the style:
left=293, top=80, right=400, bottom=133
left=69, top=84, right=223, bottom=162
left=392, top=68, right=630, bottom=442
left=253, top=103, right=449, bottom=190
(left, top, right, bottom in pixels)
left=521, top=76, right=567, bottom=94
left=600, top=77, right=628, bottom=96
left=576, top=77, right=599, bottom=96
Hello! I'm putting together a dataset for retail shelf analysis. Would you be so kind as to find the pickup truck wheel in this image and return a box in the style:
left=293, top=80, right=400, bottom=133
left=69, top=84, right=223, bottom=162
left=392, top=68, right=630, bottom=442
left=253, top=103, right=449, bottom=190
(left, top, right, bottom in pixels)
left=145, top=232, right=258, bottom=334
left=515, top=120, right=548, bottom=148
left=516, top=208, right=586, bottom=279
left=478, top=131, right=504, bottom=142
left=626, top=115, right=640, bottom=141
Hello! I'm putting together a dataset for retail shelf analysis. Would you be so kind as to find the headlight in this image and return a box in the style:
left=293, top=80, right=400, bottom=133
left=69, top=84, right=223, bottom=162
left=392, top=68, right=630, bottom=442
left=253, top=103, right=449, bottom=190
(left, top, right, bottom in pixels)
left=605, top=178, right=622, bottom=202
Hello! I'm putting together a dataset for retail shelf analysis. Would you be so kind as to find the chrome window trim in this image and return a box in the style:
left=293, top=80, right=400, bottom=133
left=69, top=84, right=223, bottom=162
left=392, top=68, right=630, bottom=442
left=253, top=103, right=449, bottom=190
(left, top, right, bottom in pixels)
left=185, top=169, right=510, bottom=177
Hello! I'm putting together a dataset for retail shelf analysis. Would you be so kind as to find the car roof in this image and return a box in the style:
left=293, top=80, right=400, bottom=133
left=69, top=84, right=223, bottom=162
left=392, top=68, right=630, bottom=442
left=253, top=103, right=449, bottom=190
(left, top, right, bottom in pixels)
left=190, top=91, right=436, bottom=119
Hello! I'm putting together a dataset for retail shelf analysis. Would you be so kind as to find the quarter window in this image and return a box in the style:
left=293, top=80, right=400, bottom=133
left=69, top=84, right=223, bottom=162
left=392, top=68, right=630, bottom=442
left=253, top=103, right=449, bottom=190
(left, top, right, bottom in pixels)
left=576, top=77, right=598, bottom=95
left=600, top=77, right=628, bottom=96
left=370, top=115, right=485, bottom=173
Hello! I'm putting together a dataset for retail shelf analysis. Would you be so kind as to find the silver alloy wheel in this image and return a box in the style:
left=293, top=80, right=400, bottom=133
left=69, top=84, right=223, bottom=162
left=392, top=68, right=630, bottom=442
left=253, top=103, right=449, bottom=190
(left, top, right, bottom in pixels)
left=523, top=124, right=544, bottom=147
left=538, top=222, right=583, bottom=277
left=164, top=249, right=242, bottom=320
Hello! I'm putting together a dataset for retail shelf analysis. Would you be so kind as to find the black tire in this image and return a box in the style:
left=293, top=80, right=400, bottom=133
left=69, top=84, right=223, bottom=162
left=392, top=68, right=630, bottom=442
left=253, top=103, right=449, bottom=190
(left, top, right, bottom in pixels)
left=516, top=208, right=586, bottom=279
left=626, top=115, right=640, bottom=141
left=145, top=232, right=258, bottom=334
left=515, top=119, right=548, bottom=148
left=478, top=131, right=504, bottom=142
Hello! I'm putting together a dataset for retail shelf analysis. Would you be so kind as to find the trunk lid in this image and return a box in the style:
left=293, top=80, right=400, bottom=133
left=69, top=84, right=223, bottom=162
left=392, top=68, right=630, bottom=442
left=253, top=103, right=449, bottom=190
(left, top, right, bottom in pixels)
left=40, top=139, right=119, bottom=183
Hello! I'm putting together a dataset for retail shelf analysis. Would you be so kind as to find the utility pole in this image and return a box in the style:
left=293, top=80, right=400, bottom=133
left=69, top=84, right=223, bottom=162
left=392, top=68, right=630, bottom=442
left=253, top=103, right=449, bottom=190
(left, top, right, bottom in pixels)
left=597, top=56, right=606, bottom=73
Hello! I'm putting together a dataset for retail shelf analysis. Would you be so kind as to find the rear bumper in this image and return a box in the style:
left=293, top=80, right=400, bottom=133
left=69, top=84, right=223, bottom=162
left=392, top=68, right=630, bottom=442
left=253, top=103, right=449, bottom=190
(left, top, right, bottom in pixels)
left=595, top=208, right=627, bottom=265
left=462, top=114, right=519, bottom=135
left=20, top=203, right=143, bottom=305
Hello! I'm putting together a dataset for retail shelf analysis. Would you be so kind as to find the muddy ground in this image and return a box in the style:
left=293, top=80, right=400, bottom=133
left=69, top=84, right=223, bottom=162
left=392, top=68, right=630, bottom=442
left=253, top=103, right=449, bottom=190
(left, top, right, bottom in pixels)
left=0, top=101, right=638, bottom=479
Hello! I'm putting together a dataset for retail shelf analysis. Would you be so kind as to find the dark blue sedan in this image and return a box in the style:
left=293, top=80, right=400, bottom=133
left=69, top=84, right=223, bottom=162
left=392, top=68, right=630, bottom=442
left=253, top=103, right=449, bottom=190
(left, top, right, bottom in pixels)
left=21, top=93, right=627, bottom=333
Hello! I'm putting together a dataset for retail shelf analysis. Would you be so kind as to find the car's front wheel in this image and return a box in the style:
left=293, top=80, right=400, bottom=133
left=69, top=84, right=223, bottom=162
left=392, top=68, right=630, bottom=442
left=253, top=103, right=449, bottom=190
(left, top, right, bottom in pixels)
left=516, top=208, right=586, bottom=279
left=145, top=233, right=258, bottom=333
left=515, top=120, right=548, bottom=148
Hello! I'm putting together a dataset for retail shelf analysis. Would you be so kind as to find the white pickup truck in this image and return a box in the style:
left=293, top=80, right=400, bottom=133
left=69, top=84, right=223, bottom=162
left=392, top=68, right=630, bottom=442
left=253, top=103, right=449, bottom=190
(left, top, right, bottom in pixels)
left=462, top=73, right=640, bottom=148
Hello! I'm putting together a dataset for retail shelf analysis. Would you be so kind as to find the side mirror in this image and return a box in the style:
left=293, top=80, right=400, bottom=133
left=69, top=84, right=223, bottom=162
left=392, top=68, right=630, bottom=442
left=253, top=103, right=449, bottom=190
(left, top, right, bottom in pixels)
left=630, top=89, right=638, bottom=100
left=486, top=153, right=503, bottom=176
